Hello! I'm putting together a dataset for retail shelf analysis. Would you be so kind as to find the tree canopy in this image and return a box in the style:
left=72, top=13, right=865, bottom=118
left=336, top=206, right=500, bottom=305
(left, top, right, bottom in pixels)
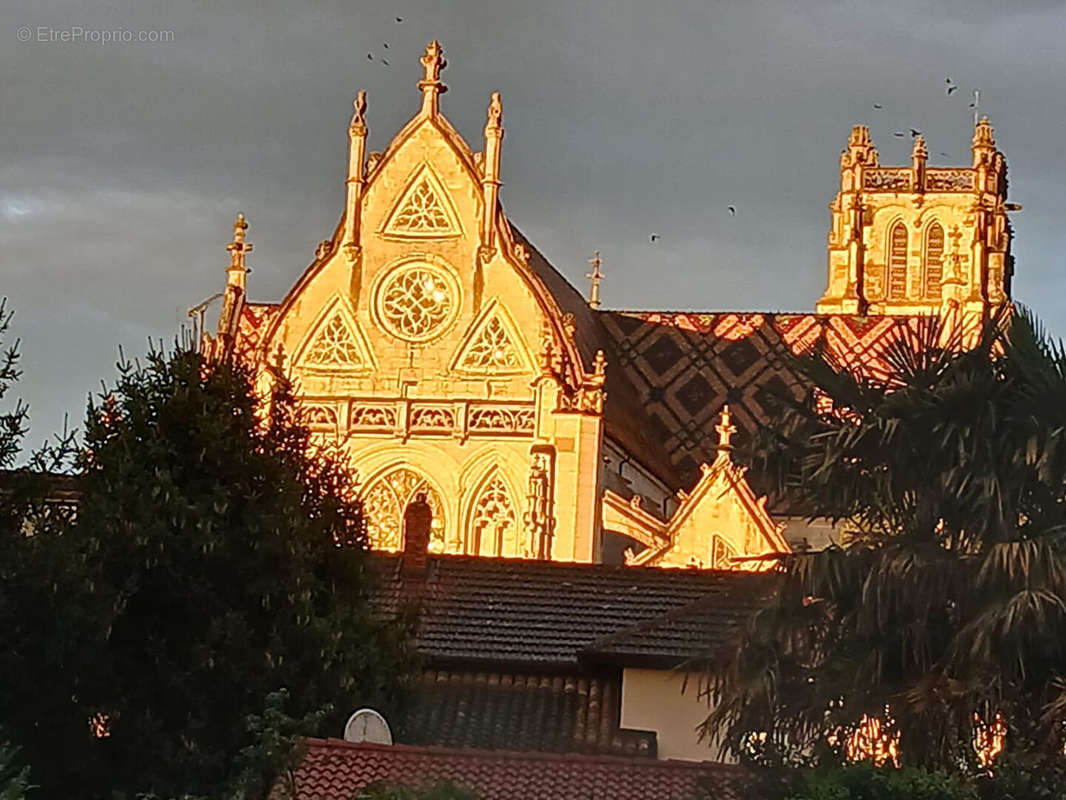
left=706, top=309, right=1066, bottom=769
left=0, top=343, right=416, bottom=798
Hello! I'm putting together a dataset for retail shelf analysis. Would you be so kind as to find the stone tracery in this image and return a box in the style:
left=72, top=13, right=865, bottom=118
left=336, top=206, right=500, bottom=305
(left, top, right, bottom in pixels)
left=376, top=265, right=457, bottom=342
left=391, top=179, right=453, bottom=233
left=362, top=467, right=446, bottom=552
left=457, top=315, right=523, bottom=373
left=303, top=311, right=366, bottom=368
left=468, top=472, right=520, bottom=557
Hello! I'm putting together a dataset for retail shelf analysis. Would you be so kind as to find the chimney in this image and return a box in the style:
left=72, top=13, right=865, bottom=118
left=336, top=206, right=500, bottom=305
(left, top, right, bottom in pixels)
left=402, top=493, right=433, bottom=576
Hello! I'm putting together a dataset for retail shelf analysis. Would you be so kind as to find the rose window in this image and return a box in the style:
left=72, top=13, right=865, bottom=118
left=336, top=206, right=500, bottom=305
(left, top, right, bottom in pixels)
left=375, top=264, right=458, bottom=342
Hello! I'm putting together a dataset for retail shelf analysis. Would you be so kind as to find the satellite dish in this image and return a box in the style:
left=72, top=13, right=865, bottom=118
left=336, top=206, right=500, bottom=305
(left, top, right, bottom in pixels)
left=343, top=708, right=393, bottom=745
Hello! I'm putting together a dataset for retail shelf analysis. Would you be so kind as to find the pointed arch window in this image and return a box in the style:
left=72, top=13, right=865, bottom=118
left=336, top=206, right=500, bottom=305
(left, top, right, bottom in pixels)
left=924, top=223, right=944, bottom=300
left=467, top=471, right=520, bottom=557
left=888, top=223, right=908, bottom=301
left=362, top=468, right=446, bottom=552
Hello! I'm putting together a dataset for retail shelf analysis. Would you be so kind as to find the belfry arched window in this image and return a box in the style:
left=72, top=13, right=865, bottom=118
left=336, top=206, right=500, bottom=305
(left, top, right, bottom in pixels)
left=466, top=470, right=519, bottom=557
left=924, top=223, right=944, bottom=300
left=362, top=467, right=446, bottom=552
left=888, top=223, right=908, bottom=301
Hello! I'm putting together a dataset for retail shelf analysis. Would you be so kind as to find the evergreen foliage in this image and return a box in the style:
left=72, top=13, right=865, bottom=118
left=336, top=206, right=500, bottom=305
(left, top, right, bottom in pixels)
left=0, top=741, right=32, bottom=800
left=0, top=343, right=416, bottom=798
left=784, top=764, right=974, bottom=800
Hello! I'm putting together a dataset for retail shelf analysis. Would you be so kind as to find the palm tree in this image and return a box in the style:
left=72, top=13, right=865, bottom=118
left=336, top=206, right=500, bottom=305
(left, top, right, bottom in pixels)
left=704, top=308, right=1066, bottom=769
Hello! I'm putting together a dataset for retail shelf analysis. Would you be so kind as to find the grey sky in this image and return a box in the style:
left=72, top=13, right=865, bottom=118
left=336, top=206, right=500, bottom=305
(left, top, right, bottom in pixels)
left=2, top=0, right=1065, bottom=448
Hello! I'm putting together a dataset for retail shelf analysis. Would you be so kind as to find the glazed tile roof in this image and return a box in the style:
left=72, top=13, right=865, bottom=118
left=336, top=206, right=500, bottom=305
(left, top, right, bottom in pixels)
left=516, top=230, right=685, bottom=487
left=599, top=310, right=924, bottom=490
left=372, top=554, right=765, bottom=668
left=284, top=739, right=756, bottom=800
left=403, top=669, right=656, bottom=757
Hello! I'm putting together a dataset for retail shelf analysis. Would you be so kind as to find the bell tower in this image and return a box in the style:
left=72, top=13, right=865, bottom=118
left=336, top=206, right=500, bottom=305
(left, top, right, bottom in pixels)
left=817, top=118, right=1013, bottom=328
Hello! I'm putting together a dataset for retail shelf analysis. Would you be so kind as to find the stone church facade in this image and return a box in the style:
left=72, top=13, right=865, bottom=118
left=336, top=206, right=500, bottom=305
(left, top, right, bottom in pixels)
left=204, top=41, right=1013, bottom=568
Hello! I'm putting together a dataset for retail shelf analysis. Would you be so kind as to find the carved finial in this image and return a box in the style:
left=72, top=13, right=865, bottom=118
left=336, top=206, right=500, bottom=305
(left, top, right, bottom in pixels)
left=486, top=91, right=502, bottom=131
left=350, top=90, right=367, bottom=134
left=972, top=115, right=996, bottom=170
left=226, top=213, right=252, bottom=275
left=478, top=92, right=505, bottom=259
left=418, top=40, right=447, bottom=115
left=973, top=115, right=995, bottom=147
left=562, top=313, right=576, bottom=338
left=593, top=349, right=606, bottom=376
left=844, top=124, right=878, bottom=168
left=586, top=251, right=605, bottom=310
left=911, top=135, right=928, bottom=161
left=716, top=405, right=737, bottom=453
left=316, top=240, right=333, bottom=260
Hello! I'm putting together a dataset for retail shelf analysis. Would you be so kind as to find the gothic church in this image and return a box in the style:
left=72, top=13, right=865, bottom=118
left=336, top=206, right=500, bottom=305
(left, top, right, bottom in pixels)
left=204, top=42, right=1013, bottom=569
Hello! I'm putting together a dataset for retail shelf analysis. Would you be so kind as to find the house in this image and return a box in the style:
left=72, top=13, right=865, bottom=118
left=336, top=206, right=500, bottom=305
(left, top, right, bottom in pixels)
left=278, top=539, right=773, bottom=797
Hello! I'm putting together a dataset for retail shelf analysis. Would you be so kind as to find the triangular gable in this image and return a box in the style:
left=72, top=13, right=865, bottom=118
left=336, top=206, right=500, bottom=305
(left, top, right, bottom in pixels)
left=656, top=456, right=787, bottom=569
left=449, top=299, right=533, bottom=376
left=381, top=163, right=463, bottom=239
left=295, top=296, right=376, bottom=374
left=616, top=427, right=790, bottom=571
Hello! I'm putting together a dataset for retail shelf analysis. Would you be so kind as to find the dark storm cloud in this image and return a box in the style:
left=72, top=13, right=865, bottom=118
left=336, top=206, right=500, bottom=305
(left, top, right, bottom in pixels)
left=2, top=0, right=1065, bottom=446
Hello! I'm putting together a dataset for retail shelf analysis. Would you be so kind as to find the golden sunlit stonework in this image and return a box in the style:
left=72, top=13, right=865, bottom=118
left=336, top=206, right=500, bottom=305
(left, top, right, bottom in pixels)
left=204, top=42, right=1014, bottom=568
left=817, top=122, right=1013, bottom=338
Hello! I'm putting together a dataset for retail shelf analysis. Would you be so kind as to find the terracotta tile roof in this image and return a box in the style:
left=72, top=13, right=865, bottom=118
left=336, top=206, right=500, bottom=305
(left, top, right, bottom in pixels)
left=403, top=669, right=656, bottom=757
left=284, top=739, right=757, bottom=800
left=372, top=554, right=765, bottom=668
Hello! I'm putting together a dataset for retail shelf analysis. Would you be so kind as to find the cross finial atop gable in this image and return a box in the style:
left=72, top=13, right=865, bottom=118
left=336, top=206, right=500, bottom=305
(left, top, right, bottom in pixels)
left=418, top=40, right=448, bottom=116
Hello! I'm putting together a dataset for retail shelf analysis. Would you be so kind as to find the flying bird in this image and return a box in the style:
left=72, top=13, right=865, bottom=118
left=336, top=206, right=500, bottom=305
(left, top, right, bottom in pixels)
left=367, top=53, right=373, bottom=60
left=728, top=206, right=736, bottom=216
left=383, top=42, right=389, bottom=48
left=946, top=85, right=957, bottom=95
left=969, top=100, right=978, bottom=108
left=649, top=234, right=660, bottom=242
left=873, top=103, right=883, bottom=109
left=938, top=151, right=950, bottom=158
left=910, top=128, right=922, bottom=137
left=894, top=131, right=906, bottom=137
left=382, top=59, right=390, bottom=66
left=396, top=16, right=403, bottom=22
